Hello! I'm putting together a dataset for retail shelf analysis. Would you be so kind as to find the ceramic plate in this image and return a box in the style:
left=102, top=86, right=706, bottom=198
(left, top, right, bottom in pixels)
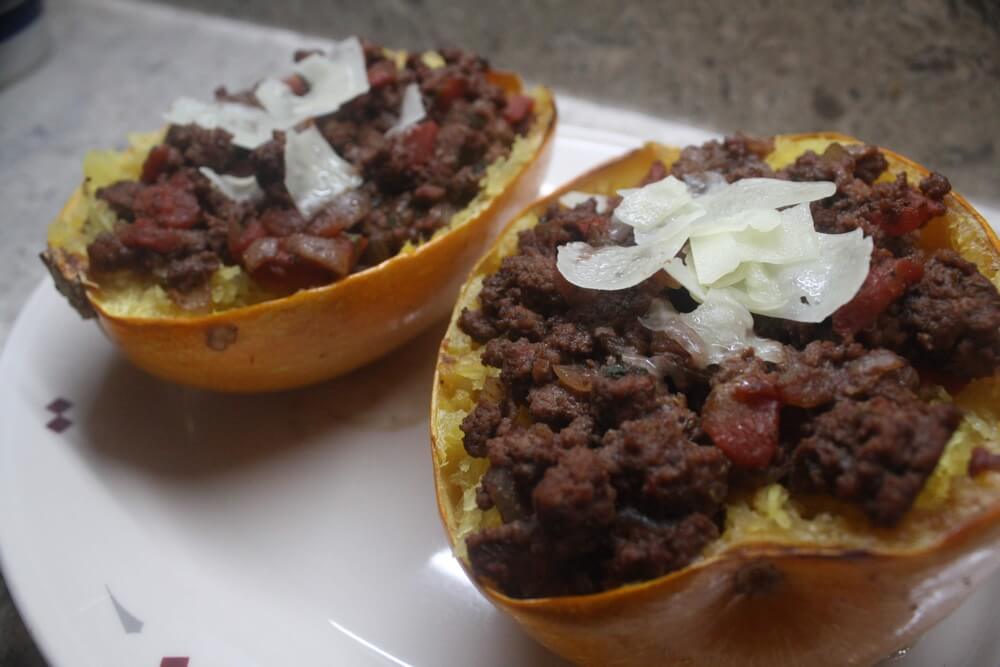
left=2, top=126, right=999, bottom=667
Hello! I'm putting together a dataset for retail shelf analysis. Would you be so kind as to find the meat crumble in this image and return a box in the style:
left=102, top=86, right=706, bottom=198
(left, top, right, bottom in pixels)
left=457, top=135, right=1000, bottom=598
left=86, top=40, right=535, bottom=306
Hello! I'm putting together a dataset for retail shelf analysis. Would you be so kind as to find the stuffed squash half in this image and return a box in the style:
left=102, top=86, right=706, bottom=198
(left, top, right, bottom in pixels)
left=432, top=133, right=1000, bottom=666
left=43, top=37, right=555, bottom=391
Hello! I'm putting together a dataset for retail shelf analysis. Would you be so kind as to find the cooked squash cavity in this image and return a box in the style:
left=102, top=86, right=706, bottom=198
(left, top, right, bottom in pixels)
left=47, top=87, right=554, bottom=319
left=435, top=141, right=1000, bottom=562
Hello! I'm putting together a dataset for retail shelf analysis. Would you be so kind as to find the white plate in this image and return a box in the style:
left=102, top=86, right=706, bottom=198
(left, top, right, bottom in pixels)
left=2, top=126, right=999, bottom=667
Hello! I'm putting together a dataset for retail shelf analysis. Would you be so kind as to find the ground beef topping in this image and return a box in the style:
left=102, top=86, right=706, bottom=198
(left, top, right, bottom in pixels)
left=735, top=141, right=1000, bottom=379
left=88, top=40, right=533, bottom=305
left=860, top=249, right=1000, bottom=378
left=458, top=135, right=999, bottom=598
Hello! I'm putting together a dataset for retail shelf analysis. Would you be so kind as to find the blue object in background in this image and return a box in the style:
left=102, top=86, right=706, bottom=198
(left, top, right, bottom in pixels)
left=0, top=0, right=49, bottom=87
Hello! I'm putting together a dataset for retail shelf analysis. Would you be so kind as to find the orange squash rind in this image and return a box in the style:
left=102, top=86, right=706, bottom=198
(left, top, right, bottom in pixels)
left=431, top=134, right=1000, bottom=666
left=42, top=74, right=556, bottom=392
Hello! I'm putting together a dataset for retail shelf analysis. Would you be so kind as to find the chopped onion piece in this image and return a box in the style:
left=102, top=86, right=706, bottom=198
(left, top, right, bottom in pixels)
left=164, top=97, right=277, bottom=149
left=641, top=295, right=785, bottom=368
left=558, top=191, right=610, bottom=213
left=557, top=222, right=691, bottom=291
left=386, top=83, right=426, bottom=137
left=198, top=167, right=263, bottom=203
left=284, top=125, right=362, bottom=220
left=256, top=38, right=369, bottom=126
left=620, top=352, right=663, bottom=377
left=553, top=364, right=597, bottom=392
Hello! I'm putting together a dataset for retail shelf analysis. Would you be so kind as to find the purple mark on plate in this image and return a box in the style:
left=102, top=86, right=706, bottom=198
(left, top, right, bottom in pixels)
left=161, top=658, right=189, bottom=667
left=106, top=585, right=143, bottom=634
left=45, top=397, right=73, bottom=433
left=47, top=397, right=71, bottom=412
left=46, top=415, right=72, bottom=433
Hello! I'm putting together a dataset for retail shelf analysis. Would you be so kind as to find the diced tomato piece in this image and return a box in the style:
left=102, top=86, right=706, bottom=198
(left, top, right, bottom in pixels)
left=434, top=76, right=466, bottom=111
left=118, top=219, right=185, bottom=253
left=284, top=233, right=360, bottom=278
left=868, top=190, right=947, bottom=236
left=502, top=94, right=534, bottom=125
left=228, top=219, right=267, bottom=258
left=166, top=170, right=196, bottom=192
left=703, top=378, right=781, bottom=469
left=259, top=207, right=307, bottom=237
left=833, top=255, right=925, bottom=336
left=242, top=236, right=336, bottom=292
left=140, top=145, right=174, bottom=184
left=133, top=184, right=200, bottom=229
left=366, top=61, right=397, bottom=88
left=403, top=121, right=439, bottom=165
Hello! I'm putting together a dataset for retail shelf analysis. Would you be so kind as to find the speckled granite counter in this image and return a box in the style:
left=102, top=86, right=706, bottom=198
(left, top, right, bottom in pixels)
left=155, top=0, right=1000, bottom=201
left=1, top=1, right=998, bottom=665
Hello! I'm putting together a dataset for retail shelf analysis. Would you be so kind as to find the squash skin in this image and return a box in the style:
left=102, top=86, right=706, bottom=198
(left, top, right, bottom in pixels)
left=430, top=134, right=1000, bottom=666
left=42, top=74, right=555, bottom=393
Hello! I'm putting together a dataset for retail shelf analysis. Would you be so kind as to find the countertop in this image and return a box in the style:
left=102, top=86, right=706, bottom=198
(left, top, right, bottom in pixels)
left=1, top=1, right=997, bottom=665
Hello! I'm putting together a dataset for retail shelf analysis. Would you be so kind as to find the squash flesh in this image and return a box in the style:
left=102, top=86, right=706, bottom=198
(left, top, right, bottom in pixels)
left=433, top=135, right=1000, bottom=566
left=47, top=86, right=554, bottom=319
left=42, top=64, right=556, bottom=391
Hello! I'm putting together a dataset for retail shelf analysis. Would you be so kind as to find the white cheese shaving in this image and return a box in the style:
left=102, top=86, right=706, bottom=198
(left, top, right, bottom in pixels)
left=165, top=37, right=369, bottom=150
left=663, top=255, right=707, bottom=300
left=198, top=167, right=264, bottom=203
left=558, top=191, right=610, bottom=213
left=688, top=207, right=782, bottom=237
left=386, top=83, right=426, bottom=137
left=557, top=221, right=691, bottom=291
left=613, top=176, right=704, bottom=234
left=641, top=294, right=785, bottom=368
left=284, top=125, right=362, bottom=219
left=732, top=228, right=874, bottom=322
left=256, top=38, right=369, bottom=128
left=164, top=97, right=278, bottom=150
left=689, top=204, right=819, bottom=284
left=696, top=178, right=836, bottom=218
left=555, top=173, right=871, bottom=326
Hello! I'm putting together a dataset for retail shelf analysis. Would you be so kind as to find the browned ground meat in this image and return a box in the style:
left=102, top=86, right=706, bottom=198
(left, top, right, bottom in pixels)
left=458, top=136, right=997, bottom=598
left=790, top=396, right=960, bottom=525
left=670, top=133, right=775, bottom=182
left=746, top=142, right=1000, bottom=378
left=701, top=342, right=959, bottom=524
left=861, top=250, right=1000, bottom=378
left=87, top=40, right=533, bottom=305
